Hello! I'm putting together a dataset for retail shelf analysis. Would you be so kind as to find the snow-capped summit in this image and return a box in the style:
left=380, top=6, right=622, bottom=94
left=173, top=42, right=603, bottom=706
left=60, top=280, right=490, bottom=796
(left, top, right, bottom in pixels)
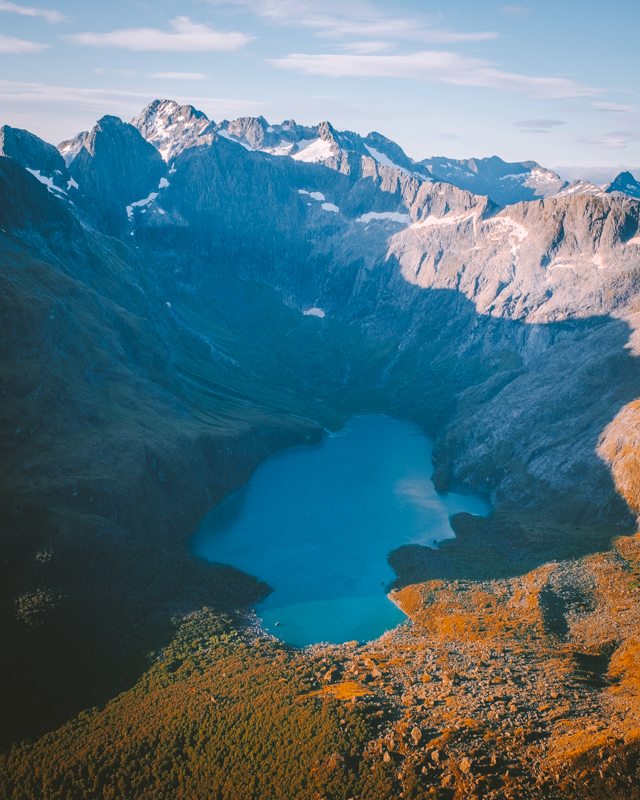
left=417, top=156, right=567, bottom=204
left=130, top=100, right=214, bottom=162
left=553, top=171, right=640, bottom=201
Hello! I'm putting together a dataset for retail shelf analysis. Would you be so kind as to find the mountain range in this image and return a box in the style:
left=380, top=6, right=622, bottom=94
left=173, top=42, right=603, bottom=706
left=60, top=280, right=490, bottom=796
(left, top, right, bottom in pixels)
left=3, top=98, right=640, bottom=798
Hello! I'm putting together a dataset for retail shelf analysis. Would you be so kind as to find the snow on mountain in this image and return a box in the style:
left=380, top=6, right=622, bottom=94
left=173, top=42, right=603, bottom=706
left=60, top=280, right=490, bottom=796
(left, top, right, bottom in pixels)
left=58, top=131, right=88, bottom=167
left=130, top=100, right=214, bottom=162
left=50, top=100, right=640, bottom=218
left=606, top=171, right=640, bottom=200
left=555, top=180, right=608, bottom=199
left=417, top=156, right=567, bottom=204
left=553, top=171, right=640, bottom=201
left=291, top=138, right=336, bottom=163
left=1, top=124, right=71, bottom=194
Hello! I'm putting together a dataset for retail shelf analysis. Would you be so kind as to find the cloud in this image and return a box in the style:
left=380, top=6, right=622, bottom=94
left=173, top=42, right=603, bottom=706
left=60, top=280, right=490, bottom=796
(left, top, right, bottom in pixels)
left=0, top=0, right=67, bottom=24
left=64, top=16, right=252, bottom=52
left=0, top=78, right=266, bottom=120
left=340, top=41, right=391, bottom=54
left=214, top=0, right=497, bottom=43
left=149, top=72, right=209, bottom=80
left=271, top=52, right=599, bottom=99
left=591, top=102, right=638, bottom=113
left=514, top=118, right=566, bottom=130
left=0, top=33, right=47, bottom=52
left=578, top=130, right=640, bottom=149
left=501, top=5, right=530, bottom=15
left=439, top=133, right=460, bottom=140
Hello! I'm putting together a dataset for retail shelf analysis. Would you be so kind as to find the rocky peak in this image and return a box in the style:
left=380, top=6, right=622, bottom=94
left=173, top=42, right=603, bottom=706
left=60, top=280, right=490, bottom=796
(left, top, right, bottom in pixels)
left=131, top=99, right=213, bottom=162
left=362, top=131, right=419, bottom=176
left=606, top=171, right=640, bottom=199
left=67, top=114, right=165, bottom=235
left=417, top=155, right=567, bottom=204
left=555, top=179, right=607, bottom=200
left=58, top=131, right=88, bottom=167
left=1, top=125, right=70, bottom=193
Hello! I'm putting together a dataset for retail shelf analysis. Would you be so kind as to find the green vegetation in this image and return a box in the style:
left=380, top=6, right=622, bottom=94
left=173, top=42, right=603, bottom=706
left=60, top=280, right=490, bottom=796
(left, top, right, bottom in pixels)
left=0, top=610, right=403, bottom=800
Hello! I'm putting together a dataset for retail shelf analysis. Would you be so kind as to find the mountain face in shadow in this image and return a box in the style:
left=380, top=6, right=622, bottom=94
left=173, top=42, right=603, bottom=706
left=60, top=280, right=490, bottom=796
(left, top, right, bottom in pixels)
left=2, top=101, right=640, bottom=746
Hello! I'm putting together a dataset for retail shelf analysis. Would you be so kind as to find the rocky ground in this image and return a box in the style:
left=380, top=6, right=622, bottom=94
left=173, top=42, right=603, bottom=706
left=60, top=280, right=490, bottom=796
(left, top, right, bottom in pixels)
left=281, top=531, right=640, bottom=799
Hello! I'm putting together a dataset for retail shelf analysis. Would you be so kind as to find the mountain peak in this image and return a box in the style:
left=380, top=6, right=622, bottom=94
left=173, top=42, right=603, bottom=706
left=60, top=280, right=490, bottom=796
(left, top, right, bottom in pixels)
left=131, top=99, right=214, bottom=162
left=606, top=171, right=640, bottom=199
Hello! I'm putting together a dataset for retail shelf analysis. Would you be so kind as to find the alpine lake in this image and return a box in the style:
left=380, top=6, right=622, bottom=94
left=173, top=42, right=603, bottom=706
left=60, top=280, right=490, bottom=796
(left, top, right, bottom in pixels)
left=191, top=415, right=490, bottom=648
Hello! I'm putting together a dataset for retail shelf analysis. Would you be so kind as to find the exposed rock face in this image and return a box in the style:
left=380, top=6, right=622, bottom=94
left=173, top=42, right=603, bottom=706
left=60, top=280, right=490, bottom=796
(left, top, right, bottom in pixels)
left=1, top=124, right=70, bottom=193
left=58, top=130, right=88, bottom=166
left=607, top=170, right=640, bottom=199
left=417, top=155, right=567, bottom=204
left=68, top=115, right=165, bottom=235
left=1, top=125, right=68, bottom=179
left=130, top=99, right=214, bottom=162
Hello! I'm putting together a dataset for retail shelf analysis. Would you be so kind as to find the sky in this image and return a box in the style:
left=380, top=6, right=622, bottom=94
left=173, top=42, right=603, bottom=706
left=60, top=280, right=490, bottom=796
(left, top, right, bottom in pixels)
left=0, top=0, right=639, bottom=181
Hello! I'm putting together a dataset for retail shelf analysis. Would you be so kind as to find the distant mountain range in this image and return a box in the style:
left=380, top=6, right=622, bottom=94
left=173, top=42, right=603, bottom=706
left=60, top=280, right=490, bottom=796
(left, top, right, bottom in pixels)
left=44, top=98, right=637, bottom=208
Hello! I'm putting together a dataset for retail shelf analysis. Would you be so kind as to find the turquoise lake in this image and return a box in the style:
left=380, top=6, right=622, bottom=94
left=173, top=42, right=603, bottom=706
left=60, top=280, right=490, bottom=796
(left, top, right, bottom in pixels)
left=190, top=415, right=490, bottom=648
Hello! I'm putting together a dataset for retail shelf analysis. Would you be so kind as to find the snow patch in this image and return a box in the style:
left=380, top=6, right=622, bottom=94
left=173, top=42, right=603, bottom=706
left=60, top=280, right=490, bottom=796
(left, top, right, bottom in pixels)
left=126, top=191, right=159, bottom=220
left=217, top=129, right=254, bottom=151
left=67, top=177, right=79, bottom=190
left=591, top=254, right=606, bottom=268
left=322, top=203, right=339, bottom=213
left=364, top=145, right=410, bottom=175
left=26, top=168, right=66, bottom=195
left=158, top=177, right=170, bottom=189
left=292, top=138, right=334, bottom=163
left=298, top=189, right=325, bottom=201
left=627, top=237, right=640, bottom=246
left=304, top=308, right=325, bottom=318
left=412, top=212, right=474, bottom=229
left=357, top=211, right=411, bottom=225
left=169, top=164, right=177, bottom=174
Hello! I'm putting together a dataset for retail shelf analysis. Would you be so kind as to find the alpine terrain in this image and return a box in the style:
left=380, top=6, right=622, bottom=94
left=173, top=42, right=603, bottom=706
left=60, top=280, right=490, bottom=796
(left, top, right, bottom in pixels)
left=3, top=99, right=640, bottom=799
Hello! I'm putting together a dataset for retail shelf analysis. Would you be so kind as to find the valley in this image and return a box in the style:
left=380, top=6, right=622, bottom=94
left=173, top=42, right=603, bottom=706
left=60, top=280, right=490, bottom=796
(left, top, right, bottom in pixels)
left=2, top=99, right=640, bottom=798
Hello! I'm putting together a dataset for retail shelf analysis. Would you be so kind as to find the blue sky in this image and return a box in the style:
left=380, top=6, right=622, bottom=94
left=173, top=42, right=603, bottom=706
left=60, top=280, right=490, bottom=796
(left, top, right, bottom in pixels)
left=0, top=0, right=638, bottom=180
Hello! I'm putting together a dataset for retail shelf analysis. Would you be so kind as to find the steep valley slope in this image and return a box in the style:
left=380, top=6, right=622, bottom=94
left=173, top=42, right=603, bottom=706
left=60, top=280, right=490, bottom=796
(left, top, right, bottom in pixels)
left=2, top=101, right=640, bottom=798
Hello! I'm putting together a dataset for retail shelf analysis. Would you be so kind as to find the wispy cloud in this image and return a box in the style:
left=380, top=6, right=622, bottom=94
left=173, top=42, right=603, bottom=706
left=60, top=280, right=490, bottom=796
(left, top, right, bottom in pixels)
left=578, top=129, right=640, bottom=149
left=501, top=5, right=530, bottom=16
left=0, top=78, right=266, bottom=119
left=514, top=118, right=566, bottom=132
left=0, top=0, right=67, bottom=24
left=591, top=101, right=638, bottom=113
left=149, top=72, right=209, bottom=80
left=214, top=0, right=497, bottom=43
left=64, top=16, right=252, bottom=52
left=91, top=69, right=210, bottom=81
left=271, top=52, right=600, bottom=99
left=0, top=33, right=47, bottom=52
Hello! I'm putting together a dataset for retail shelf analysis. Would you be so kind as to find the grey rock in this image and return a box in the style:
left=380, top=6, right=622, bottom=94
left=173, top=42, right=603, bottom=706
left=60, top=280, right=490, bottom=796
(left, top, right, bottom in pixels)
left=1, top=125, right=70, bottom=192
left=131, top=99, right=214, bottom=162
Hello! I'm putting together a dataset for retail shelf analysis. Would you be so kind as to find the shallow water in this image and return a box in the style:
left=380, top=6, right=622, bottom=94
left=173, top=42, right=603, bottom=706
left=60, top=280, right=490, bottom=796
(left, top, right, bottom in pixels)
left=191, top=415, right=490, bottom=647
